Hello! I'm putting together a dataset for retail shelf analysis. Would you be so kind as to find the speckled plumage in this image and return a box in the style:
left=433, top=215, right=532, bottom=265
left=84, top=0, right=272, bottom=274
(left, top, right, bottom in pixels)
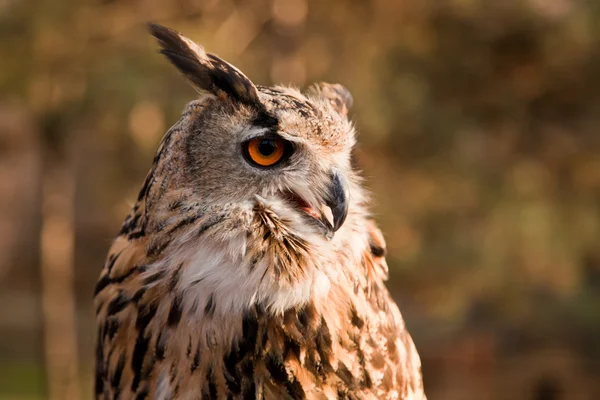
left=94, top=23, right=426, bottom=400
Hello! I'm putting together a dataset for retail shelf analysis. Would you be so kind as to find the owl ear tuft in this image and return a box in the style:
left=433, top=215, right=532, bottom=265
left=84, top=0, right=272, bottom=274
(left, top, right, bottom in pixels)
left=148, top=23, right=261, bottom=107
left=306, top=82, right=353, bottom=116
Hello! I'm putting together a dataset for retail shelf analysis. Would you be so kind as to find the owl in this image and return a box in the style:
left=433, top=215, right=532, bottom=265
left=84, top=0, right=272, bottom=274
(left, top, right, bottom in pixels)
left=94, top=23, right=426, bottom=400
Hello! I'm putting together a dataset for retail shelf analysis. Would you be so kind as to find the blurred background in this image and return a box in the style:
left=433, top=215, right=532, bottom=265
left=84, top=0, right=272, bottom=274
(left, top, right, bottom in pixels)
left=1, top=0, right=600, bottom=399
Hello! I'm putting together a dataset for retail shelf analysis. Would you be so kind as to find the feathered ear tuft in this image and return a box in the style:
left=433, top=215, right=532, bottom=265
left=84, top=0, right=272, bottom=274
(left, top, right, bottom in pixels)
left=306, top=82, right=353, bottom=116
left=148, top=23, right=261, bottom=107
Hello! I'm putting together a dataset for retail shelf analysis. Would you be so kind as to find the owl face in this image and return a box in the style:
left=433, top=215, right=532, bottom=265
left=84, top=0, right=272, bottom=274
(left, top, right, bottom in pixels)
left=179, top=85, right=355, bottom=241
left=148, top=24, right=359, bottom=244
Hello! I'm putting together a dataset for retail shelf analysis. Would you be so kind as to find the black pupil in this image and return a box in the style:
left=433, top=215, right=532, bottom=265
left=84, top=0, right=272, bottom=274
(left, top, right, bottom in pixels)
left=258, top=139, right=277, bottom=156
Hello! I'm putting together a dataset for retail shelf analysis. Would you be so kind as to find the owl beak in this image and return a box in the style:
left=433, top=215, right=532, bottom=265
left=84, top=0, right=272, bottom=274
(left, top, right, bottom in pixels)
left=281, top=171, right=349, bottom=239
left=324, top=171, right=349, bottom=235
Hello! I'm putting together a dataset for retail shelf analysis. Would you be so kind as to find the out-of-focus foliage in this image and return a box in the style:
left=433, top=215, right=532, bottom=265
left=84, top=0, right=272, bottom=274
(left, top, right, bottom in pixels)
left=1, top=0, right=599, bottom=399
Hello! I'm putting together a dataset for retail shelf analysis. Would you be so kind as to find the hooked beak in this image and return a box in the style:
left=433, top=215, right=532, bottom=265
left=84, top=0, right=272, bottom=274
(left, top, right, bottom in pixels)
left=281, top=171, right=349, bottom=240
left=324, top=171, right=349, bottom=234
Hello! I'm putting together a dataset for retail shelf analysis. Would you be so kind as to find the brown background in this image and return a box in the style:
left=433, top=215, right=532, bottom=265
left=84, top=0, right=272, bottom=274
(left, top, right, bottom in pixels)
left=1, top=0, right=599, bottom=399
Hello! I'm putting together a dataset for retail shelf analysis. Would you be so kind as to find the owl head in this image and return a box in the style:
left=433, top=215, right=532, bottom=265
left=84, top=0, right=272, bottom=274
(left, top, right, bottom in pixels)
left=139, top=24, right=370, bottom=314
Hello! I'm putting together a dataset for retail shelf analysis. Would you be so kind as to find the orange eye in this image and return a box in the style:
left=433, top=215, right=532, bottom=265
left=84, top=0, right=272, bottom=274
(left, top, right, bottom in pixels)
left=244, top=137, right=288, bottom=167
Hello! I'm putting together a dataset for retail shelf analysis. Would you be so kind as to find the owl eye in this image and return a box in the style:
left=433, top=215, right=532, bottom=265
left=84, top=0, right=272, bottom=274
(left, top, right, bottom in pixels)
left=243, top=136, right=292, bottom=168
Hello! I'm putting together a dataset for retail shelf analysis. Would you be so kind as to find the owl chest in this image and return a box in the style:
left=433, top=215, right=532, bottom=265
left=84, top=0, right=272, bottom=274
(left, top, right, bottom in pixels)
left=97, top=274, right=417, bottom=399
left=137, top=304, right=372, bottom=400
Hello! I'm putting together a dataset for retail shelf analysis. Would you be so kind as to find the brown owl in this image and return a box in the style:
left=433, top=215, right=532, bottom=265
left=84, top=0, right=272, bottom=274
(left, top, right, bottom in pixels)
left=93, top=23, right=426, bottom=400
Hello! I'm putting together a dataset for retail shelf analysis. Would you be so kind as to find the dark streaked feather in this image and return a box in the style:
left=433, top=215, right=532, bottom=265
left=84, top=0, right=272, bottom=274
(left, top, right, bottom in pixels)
left=147, top=23, right=261, bottom=107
